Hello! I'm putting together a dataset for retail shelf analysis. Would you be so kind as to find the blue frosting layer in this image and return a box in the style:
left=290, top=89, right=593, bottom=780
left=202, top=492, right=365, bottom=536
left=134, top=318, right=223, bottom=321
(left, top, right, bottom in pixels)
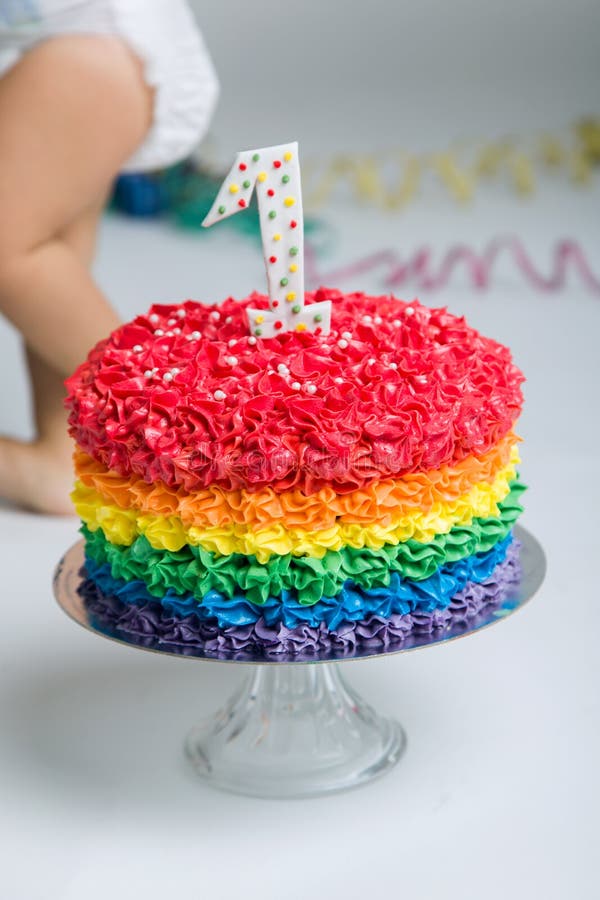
left=83, top=533, right=513, bottom=630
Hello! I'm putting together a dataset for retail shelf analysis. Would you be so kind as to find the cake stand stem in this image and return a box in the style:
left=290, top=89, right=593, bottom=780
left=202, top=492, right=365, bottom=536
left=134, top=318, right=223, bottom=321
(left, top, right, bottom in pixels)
left=184, top=661, right=406, bottom=799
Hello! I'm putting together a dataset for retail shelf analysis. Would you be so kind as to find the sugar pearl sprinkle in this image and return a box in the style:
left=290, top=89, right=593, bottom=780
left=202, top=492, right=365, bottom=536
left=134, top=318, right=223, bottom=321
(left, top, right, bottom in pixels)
left=341, top=331, right=352, bottom=341
left=177, top=309, right=186, bottom=318
left=133, top=345, right=143, bottom=353
left=277, top=363, right=290, bottom=376
left=214, top=389, right=226, bottom=401
left=291, top=381, right=301, bottom=391
left=337, top=339, right=348, bottom=349
left=149, top=314, right=159, bottom=324
left=305, top=383, right=317, bottom=394
left=226, top=356, right=238, bottom=366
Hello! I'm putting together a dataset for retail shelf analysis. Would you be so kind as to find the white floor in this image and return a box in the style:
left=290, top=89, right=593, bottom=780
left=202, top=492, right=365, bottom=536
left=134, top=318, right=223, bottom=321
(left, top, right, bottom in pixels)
left=1, top=174, right=598, bottom=899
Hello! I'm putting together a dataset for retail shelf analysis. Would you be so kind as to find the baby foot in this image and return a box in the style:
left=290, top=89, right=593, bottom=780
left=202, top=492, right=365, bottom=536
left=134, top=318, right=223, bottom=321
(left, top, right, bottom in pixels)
left=0, top=436, right=74, bottom=515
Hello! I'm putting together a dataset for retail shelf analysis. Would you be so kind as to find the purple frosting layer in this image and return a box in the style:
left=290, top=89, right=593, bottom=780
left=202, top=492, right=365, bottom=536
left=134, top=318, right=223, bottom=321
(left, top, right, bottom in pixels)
left=79, top=540, right=521, bottom=659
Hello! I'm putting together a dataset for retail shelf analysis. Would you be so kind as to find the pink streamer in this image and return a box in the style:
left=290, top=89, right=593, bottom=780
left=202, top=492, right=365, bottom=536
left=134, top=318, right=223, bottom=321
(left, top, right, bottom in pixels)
left=304, top=238, right=600, bottom=294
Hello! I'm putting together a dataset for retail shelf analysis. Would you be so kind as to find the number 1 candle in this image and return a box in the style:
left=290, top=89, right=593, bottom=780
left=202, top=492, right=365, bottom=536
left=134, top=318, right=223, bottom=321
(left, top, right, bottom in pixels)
left=202, top=142, right=332, bottom=338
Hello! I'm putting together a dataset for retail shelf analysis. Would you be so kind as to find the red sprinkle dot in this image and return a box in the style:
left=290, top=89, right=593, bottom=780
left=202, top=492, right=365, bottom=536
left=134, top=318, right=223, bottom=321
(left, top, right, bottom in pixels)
left=290, top=220, right=297, bottom=228
left=315, top=327, right=322, bottom=335
left=269, top=256, right=277, bottom=263
left=272, top=300, right=279, bottom=308
left=273, top=160, right=282, bottom=168
left=267, top=189, right=275, bottom=197
left=238, top=198, right=246, bottom=208
left=239, top=163, right=247, bottom=171
left=274, top=320, right=283, bottom=329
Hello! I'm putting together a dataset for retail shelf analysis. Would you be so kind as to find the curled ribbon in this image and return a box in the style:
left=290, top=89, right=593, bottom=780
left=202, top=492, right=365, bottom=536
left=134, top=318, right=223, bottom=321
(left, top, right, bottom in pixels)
left=301, top=118, right=600, bottom=210
left=305, top=238, right=600, bottom=295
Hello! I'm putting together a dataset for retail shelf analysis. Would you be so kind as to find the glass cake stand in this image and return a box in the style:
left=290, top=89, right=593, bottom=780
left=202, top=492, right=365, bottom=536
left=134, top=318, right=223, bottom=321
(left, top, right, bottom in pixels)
left=53, top=525, right=545, bottom=800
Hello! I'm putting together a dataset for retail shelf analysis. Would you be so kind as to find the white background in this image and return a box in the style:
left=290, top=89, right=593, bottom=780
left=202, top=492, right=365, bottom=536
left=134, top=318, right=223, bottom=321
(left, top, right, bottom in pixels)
left=0, top=2, right=599, bottom=898
left=194, top=0, right=600, bottom=151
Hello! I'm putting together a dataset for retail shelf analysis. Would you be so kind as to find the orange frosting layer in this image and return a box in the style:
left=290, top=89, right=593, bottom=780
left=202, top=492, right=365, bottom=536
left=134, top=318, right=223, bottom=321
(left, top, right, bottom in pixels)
left=73, top=431, right=518, bottom=532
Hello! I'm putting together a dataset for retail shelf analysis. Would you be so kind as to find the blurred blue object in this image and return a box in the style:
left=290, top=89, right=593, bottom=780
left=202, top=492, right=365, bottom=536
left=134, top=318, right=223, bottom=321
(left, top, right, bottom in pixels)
left=112, top=173, right=169, bottom=217
left=109, top=160, right=330, bottom=250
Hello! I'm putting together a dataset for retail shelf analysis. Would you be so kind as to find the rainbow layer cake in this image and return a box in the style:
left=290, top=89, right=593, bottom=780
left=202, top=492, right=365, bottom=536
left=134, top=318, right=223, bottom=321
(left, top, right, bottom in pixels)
left=66, top=290, right=525, bottom=657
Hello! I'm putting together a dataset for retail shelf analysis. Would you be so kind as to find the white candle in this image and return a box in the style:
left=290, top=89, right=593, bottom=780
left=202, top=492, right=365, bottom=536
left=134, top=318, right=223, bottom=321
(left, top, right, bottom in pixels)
left=202, top=142, right=331, bottom=338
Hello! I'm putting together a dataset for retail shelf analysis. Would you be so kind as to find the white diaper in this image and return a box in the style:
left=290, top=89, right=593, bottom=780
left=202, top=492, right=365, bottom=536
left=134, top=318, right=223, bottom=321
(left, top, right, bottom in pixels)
left=0, top=0, right=219, bottom=171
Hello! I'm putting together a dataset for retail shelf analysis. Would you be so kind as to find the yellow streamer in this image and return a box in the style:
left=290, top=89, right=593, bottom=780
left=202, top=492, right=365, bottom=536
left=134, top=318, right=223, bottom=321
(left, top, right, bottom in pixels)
left=300, top=119, right=599, bottom=212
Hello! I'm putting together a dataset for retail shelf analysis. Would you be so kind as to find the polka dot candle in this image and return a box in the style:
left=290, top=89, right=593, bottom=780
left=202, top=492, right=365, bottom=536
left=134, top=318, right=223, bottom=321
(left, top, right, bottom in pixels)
left=202, top=142, right=332, bottom=338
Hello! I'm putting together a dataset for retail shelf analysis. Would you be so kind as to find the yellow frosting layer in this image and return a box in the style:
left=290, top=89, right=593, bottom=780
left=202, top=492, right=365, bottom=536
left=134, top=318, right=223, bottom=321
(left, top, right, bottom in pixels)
left=73, top=433, right=519, bottom=532
left=72, top=457, right=517, bottom=562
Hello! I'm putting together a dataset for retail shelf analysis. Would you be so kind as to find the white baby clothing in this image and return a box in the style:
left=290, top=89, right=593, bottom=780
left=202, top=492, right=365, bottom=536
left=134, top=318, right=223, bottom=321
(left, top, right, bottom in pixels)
left=0, top=0, right=219, bottom=171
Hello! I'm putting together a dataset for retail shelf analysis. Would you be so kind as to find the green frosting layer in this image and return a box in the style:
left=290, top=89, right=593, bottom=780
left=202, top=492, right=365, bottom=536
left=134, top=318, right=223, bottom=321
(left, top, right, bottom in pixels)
left=83, top=481, right=525, bottom=606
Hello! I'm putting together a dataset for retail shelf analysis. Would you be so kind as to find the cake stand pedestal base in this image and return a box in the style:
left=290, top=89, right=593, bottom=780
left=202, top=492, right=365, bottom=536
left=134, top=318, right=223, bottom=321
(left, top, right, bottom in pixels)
left=184, top=663, right=405, bottom=799
left=53, top=526, right=546, bottom=800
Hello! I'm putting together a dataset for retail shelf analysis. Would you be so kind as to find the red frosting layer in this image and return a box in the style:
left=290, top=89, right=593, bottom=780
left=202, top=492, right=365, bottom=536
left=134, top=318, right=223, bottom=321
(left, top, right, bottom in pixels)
left=65, top=290, right=524, bottom=493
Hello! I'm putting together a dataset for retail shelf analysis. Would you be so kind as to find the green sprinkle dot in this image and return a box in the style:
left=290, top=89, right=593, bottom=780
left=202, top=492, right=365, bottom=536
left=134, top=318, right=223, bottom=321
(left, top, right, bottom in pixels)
left=268, top=210, right=276, bottom=219
left=218, top=205, right=226, bottom=214
left=289, top=246, right=299, bottom=256
left=252, top=153, right=260, bottom=162
left=282, top=174, right=290, bottom=184
left=292, top=305, right=301, bottom=314
left=254, top=328, right=262, bottom=336
left=280, top=277, right=289, bottom=287
left=314, top=314, right=323, bottom=323
left=243, top=179, right=251, bottom=189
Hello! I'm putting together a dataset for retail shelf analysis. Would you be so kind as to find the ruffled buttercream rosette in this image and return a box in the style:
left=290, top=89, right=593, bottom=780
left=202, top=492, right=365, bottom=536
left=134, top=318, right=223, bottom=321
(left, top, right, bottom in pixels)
left=66, top=291, right=526, bottom=656
left=78, top=540, right=522, bottom=658
left=66, top=290, right=523, bottom=492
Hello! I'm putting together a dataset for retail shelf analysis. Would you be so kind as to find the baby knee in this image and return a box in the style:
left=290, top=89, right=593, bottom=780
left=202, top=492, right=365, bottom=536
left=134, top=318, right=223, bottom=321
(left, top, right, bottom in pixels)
left=0, top=250, right=23, bottom=297
left=0, top=239, right=42, bottom=298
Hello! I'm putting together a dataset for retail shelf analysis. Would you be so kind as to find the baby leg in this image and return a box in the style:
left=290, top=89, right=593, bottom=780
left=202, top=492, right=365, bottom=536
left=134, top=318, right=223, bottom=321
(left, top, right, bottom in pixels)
left=0, top=196, right=113, bottom=514
left=0, top=35, right=153, bottom=512
left=0, top=345, right=79, bottom=514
